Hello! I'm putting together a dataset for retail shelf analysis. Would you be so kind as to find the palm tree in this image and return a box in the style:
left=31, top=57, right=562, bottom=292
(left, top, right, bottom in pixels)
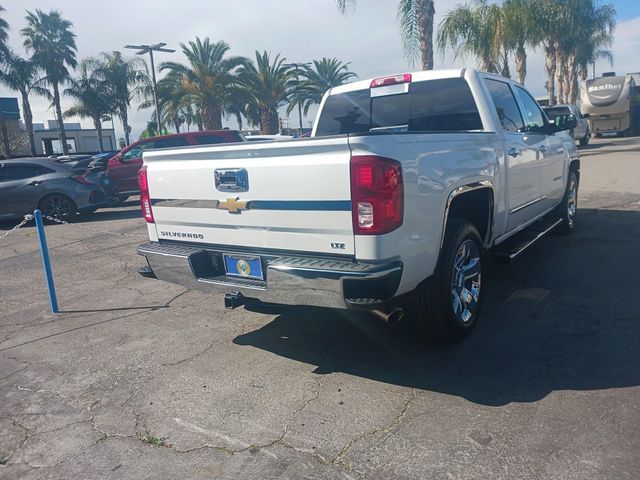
left=437, top=1, right=503, bottom=73
left=0, top=4, right=9, bottom=57
left=288, top=58, right=357, bottom=117
left=0, top=50, right=44, bottom=156
left=22, top=9, right=77, bottom=155
left=160, top=38, right=246, bottom=130
left=139, top=75, right=189, bottom=133
left=238, top=51, right=294, bottom=134
left=89, top=51, right=148, bottom=146
left=502, top=0, right=538, bottom=85
left=338, top=0, right=435, bottom=70
left=63, top=61, right=113, bottom=152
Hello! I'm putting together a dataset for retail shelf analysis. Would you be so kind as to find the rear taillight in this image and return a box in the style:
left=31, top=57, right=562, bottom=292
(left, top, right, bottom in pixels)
left=71, top=173, right=96, bottom=185
left=350, top=155, right=403, bottom=235
left=138, top=165, right=154, bottom=223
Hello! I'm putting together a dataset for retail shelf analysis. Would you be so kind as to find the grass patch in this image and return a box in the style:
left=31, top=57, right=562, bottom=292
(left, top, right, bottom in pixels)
left=140, top=430, right=168, bottom=447
left=94, top=434, right=107, bottom=444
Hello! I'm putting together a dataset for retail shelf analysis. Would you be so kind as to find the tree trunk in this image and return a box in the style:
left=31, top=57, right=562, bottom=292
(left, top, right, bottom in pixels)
left=555, top=48, right=565, bottom=105
left=93, top=118, right=104, bottom=152
left=481, top=54, right=493, bottom=73
left=0, top=120, right=10, bottom=158
left=566, top=53, right=578, bottom=105
left=52, top=82, right=69, bottom=154
left=544, top=43, right=557, bottom=105
left=578, top=64, right=588, bottom=82
left=260, top=108, right=279, bottom=135
left=21, top=89, right=37, bottom=156
left=418, top=0, right=435, bottom=70
left=515, top=45, right=527, bottom=85
left=501, top=50, right=511, bottom=78
left=174, top=120, right=180, bottom=134
left=203, top=103, right=222, bottom=130
left=120, top=107, right=131, bottom=145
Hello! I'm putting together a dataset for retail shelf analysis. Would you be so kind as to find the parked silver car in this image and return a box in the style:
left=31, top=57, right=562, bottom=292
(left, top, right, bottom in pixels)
left=0, top=158, right=108, bottom=221
left=543, top=104, right=591, bottom=146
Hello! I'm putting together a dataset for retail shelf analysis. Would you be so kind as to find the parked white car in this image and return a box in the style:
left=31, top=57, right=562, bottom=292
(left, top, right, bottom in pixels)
left=137, top=68, right=580, bottom=342
left=543, top=104, right=591, bottom=146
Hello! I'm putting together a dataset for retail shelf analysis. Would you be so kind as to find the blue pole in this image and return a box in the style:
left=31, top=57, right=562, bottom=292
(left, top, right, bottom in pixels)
left=33, top=209, right=59, bottom=313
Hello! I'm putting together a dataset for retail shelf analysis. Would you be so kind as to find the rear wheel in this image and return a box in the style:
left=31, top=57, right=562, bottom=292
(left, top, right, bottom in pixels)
left=39, top=194, right=77, bottom=221
left=114, top=194, right=129, bottom=205
left=408, top=220, right=485, bottom=341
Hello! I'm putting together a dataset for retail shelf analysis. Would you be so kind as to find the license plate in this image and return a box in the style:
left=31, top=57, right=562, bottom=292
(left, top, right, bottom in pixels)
left=223, top=254, right=264, bottom=280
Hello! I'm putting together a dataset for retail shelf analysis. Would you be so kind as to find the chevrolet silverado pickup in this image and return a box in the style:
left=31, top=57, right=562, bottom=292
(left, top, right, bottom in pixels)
left=137, top=68, right=580, bottom=341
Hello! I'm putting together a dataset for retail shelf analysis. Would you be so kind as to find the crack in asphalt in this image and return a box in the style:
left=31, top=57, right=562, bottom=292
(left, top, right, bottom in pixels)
left=331, top=388, right=418, bottom=471
left=160, top=343, right=214, bottom=367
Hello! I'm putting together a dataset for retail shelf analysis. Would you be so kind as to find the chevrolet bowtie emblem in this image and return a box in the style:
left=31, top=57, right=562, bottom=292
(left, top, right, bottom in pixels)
left=216, top=197, right=250, bottom=213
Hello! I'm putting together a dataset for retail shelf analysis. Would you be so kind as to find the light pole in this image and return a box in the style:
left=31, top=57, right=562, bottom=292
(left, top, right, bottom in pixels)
left=284, top=62, right=310, bottom=136
left=124, top=43, right=175, bottom=134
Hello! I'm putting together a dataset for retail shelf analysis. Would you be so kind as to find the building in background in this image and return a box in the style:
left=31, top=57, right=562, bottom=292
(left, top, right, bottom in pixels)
left=1, top=96, right=116, bottom=157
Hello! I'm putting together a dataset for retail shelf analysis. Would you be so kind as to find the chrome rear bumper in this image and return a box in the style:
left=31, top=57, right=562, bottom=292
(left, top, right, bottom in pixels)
left=137, top=242, right=402, bottom=309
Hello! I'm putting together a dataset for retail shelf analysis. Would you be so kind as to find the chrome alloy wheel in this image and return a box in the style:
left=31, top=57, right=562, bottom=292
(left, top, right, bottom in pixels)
left=567, top=177, right=578, bottom=228
left=42, top=195, right=73, bottom=220
left=451, top=239, right=481, bottom=324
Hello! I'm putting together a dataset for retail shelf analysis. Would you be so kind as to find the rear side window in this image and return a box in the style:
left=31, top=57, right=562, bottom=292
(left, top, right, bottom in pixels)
left=485, top=79, right=524, bottom=132
left=315, top=78, right=483, bottom=136
left=154, top=137, right=190, bottom=148
left=0, top=164, right=42, bottom=181
left=193, top=135, right=227, bottom=145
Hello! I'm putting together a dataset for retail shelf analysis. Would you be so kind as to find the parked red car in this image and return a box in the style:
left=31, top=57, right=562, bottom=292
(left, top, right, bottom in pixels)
left=106, top=130, right=245, bottom=200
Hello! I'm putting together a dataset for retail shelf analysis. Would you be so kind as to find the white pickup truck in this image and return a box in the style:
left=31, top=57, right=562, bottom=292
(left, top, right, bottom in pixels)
left=137, top=68, right=580, bottom=341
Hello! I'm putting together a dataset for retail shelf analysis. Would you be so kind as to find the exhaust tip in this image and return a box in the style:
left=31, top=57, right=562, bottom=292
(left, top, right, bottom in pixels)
left=371, top=307, right=405, bottom=324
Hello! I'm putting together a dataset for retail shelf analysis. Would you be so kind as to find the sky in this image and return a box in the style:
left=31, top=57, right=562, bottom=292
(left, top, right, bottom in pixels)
left=1, top=0, right=639, bottom=141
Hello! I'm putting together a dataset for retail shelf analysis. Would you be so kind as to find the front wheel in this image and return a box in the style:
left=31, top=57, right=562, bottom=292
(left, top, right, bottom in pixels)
left=408, top=220, right=485, bottom=341
left=555, top=170, right=578, bottom=235
left=579, top=129, right=590, bottom=146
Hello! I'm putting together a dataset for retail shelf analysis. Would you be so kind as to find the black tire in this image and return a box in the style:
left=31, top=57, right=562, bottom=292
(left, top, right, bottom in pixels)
left=39, top=194, right=77, bottom=221
left=579, top=129, right=590, bottom=146
left=408, top=220, right=485, bottom=341
left=555, top=170, right=579, bottom=235
left=114, top=194, right=129, bottom=205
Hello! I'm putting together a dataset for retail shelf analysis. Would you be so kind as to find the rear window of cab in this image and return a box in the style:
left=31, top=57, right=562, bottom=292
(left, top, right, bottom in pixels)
left=315, top=77, right=483, bottom=136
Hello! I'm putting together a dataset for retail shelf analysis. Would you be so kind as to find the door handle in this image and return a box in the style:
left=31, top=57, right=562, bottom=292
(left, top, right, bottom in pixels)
left=538, top=145, right=548, bottom=153
left=28, top=180, right=41, bottom=186
left=507, top=147, right=521, bottom=157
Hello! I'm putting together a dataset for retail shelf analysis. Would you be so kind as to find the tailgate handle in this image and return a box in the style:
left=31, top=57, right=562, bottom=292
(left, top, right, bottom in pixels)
left=215, top=168, right=249, bottom=192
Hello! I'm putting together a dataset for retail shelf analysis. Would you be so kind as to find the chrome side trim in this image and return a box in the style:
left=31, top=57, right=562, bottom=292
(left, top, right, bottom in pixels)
left=510, top=195, right=547, bottom=214
left=441, top=181, right=494, bottom=249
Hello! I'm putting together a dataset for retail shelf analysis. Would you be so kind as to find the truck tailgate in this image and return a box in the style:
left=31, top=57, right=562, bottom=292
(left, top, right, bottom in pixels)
left=143, top=137, right=355, bottom=255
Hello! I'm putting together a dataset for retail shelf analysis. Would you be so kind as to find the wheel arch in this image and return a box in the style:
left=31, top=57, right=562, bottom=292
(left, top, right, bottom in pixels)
left=441, top=182, right=495, bottom=249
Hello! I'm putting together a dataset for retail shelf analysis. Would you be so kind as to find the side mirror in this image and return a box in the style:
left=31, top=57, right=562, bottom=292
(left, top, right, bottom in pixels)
left=554, top=113, right=577, bottom=131
left=582, top=113, right=590, bottom=119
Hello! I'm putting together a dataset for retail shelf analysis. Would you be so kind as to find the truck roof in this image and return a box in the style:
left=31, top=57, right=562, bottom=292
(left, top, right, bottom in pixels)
left=329, top=68, right=468, bottom=95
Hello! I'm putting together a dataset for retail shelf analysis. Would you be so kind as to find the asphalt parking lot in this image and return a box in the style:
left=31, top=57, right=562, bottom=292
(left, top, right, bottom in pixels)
left=1, top=137, right=639, bottom=480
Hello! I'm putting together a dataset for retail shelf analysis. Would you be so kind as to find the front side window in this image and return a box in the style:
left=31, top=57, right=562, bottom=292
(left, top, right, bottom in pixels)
left=514, top=86, right=545, bottom=131
left=123, top=141, right=155, bottom=161
left=485, top=79, right=525, bottom=133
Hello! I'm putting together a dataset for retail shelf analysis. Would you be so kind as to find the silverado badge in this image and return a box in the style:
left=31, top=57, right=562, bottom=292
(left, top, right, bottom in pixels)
left=216, top=197, right=250, bottom=214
